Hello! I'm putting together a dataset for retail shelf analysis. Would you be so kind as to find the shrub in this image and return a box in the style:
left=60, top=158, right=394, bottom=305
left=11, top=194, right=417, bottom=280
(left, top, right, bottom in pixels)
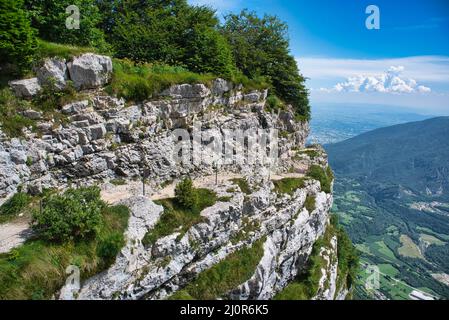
left=110, top=178, right=126, bottom=186
left=32, top=187, right=104, bottom=242
left=0, top=192, right=31, bottom=217
left=307, top=165, right=333, bottom=193
left=97, top=232, right=124, bottom=263
left=32, top=80, right=78, bottom=112
left=0, top=0, right=37, bottom=74
left=273, top=178, right=305, bottom=196
left=0, top=87, right=35, bottom=138
left=175, top=178, right=197, bottom=210
left=230, top=178, right=251, bottom=195
left=331, top=215, right=359, bottom=290
left=266, top=94, right=285, bottom=113
left=305, top=195, right=316, bottom=213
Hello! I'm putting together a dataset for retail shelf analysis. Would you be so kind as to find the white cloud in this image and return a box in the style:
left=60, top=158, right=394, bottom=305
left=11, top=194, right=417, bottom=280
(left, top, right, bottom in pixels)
left=297, top=56, right=449, bottom=84
left=299, top=56, right=449, bottom=113
left=324, top=65, right=432, bottom=94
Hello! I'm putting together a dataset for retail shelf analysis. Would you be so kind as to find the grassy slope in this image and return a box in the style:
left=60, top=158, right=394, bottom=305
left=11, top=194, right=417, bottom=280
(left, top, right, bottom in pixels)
left=0, top=205, right=129, bottom=300
left=142, top=188, right=217, bottom=246
left=169, top=236, right=266, bottom=300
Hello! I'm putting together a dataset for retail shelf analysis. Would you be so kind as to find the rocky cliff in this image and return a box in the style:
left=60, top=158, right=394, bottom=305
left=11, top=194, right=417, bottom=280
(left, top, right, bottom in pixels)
left=1, top=54, right=349, bottom=300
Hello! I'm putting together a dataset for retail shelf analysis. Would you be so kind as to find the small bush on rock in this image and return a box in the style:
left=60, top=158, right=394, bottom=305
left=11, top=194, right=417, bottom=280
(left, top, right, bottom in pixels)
left=175, top=178, right=197, bottom=210
left=32, top=186, right=104, bottom=242
left=97, top=232, right=124, bottom=263
left=307, top=165, right=333, bottom=194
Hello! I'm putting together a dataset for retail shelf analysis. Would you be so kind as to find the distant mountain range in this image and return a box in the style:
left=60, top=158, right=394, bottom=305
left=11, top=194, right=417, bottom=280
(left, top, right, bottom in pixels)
left=325, top=117, right=449, bottom=300
left=309, top=103, right=433, bottom=144
left=326, top=117, right=449, bottom=197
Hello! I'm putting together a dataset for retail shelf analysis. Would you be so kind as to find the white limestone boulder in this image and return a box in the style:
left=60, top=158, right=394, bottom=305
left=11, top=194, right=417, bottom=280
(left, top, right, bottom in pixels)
left=67, top=53, right=113, bottom=90
left=36, top=57, right=68, bottom=90
left=9, top=78, right=41, bottom=98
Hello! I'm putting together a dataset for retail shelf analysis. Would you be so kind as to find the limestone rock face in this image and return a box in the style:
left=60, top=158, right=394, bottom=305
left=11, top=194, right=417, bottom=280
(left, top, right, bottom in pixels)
left=36, top=57, right=68, bottom=90
left=0, top=66, right=341, bottom=300
left=313, top=235, right=339, bottom=300
left=61, top=100, right=89, bottom=115
left=59, top=170, right=334, bottom=300
left=161, top=83, right=211, bottom=99
left=8, top=78, right=41, bottom=98
left=0, top=79, right=310, bottom=203
left=68, top=54, right=113, bottom=89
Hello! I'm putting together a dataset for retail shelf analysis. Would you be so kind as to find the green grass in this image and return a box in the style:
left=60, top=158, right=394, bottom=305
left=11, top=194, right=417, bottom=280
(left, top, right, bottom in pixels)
left=230, top=178, right=252, bottom=195
left=398, top=235, right=423, bottom=259
left=378, top=263, right=399, bottom=277
left=419, top=234, right=445, bottom=246
left=32, top=81, right=82, bottom=113
left=356, top=258, right=412, bottom=300
left=231, top=73, right=270, bottom=92
left=107, top=59, right=216, bottom=102
left=331, top=216, right=360, bottom=293
left=168, top=236, right=266, bottom=300
left=275, top=216, right=358, bottom=300
left=0, top=204, right=129, bottom=300
left=0, top=88, right=35, bottom=137
left=35, top=40, right=97, bottom=61
left=0, top=82, right=81, bottom=138
left=168, top=290, right=195, bottom=300
left=107, top=59, right=270, bottom=103
left=370, top=240, right=400, bottom=263
left=0, top=192, right=32, bottom=223
left=142, top=188, right=217, bottom=246
left=416, top=226, right=449, bottom=241
left=305, top=195, right=316, bottom=213
left=272, top=178, right=305, bottom=196
left=307, top=165, right=333, bottom=194
left=230, top=217, right=260, bottom=245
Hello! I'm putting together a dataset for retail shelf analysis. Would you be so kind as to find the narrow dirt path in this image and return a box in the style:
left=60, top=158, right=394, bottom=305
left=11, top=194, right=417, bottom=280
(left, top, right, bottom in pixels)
left=0, top=217, right=33, bottom=254
left=0, top=171, right=305, bottom=254
left=101, top=171, right=305, bottom=204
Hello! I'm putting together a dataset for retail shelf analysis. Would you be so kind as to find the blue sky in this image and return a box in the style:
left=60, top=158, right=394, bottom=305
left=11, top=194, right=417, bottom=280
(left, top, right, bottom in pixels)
left=189, top=0, right=449, bottom=114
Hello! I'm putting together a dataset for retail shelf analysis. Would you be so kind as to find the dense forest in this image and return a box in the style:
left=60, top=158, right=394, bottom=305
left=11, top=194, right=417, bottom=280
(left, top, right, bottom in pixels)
left=0, top=0, right=310, bottom=120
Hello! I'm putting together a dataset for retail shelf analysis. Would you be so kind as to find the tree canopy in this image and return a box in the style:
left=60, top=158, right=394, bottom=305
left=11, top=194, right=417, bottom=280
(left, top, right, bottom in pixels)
left=3, top=0, right=311, bottom=119
left=0, top=0, right=37, bottom=73
left=24, top=0, right=109, bottom=51
left=221, top=10, right=310, bottom=119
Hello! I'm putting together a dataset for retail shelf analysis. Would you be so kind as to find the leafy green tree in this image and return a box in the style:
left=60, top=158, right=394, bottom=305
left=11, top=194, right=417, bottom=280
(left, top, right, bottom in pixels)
left=32, top=187, right=104, bottom=242
left=24, top=0, right=109, bottom=51
left=0, top=0, right=37, bottom=73
left=221, top=10, right=310, bottom=119
left=110, top=0, right=234, bottom=76
left=185, top=26, right=236, bottom=77
left=175, top=177, right=198, bottom=210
